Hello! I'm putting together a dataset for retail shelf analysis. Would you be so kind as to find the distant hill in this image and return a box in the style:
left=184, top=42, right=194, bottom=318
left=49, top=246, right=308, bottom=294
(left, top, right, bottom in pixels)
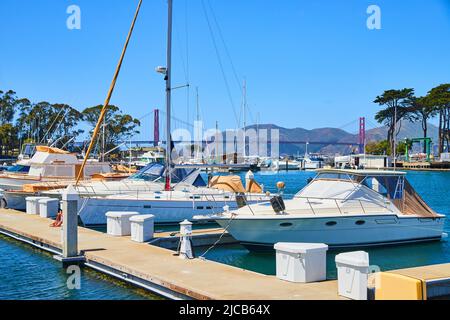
left=365, top=120, right=438, bottom=143
left=245, top=121, right=439, bottom=156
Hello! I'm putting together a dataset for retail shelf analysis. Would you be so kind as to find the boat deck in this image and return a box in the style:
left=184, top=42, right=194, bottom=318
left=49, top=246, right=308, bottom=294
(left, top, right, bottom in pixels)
left=0, top=208, right=344, bottom=300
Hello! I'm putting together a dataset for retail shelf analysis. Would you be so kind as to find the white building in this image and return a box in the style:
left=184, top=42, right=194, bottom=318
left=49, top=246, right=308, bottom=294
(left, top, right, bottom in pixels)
left=334, top=154, right=391, bottom=169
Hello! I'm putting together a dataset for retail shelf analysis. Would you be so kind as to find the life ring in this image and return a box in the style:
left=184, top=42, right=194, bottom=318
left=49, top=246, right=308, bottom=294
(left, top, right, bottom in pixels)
left=50, top=210, right=63, bottom=227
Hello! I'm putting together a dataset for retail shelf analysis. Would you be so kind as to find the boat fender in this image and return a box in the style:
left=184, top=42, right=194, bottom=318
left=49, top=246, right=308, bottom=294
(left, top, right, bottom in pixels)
left=270, top=196, right=286, bottom=214
left=50, top=209, right=63, bottom=228
left=235, top=193, right=248, bottom=208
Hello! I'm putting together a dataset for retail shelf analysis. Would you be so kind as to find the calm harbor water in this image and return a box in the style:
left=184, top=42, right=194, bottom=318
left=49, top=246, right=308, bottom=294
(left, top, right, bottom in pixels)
left=0, top=170, right=448, bottom=299
left=0, top=234, right=160, bottom=300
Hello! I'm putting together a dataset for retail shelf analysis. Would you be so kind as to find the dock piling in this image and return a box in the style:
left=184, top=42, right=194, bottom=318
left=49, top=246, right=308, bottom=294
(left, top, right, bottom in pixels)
left=57, top=185, right=84, bottom=266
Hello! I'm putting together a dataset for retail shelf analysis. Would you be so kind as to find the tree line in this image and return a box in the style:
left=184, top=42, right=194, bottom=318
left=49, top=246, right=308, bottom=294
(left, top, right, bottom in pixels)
left=0, top=89, right=141, bottom=158
left=372, top=84, right=450, bottom=156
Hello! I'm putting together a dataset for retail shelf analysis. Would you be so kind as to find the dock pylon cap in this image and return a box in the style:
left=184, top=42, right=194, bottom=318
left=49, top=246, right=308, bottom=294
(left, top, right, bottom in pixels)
left=62, top=184, right=79, bottom=201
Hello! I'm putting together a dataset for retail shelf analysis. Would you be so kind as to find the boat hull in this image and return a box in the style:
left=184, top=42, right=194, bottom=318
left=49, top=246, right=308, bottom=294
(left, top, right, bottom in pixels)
left=78, top=198, right=250, bottom=226
left=0, top=177, right=38, bottom=191
left=214, top=214, right=445, bottom=249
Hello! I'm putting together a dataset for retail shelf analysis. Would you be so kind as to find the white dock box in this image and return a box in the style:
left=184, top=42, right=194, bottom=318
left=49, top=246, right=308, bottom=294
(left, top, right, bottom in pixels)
left=130, top=214, right=155, bottom=243
left=39, top=198, right=59, bottom=218
left=26, top=197, right=50, bottom=215
left=274, top=243, right=328, bottom=283
left=106, top=212, right=138, bottom=236
left=335, top=251, right=370, bottom=300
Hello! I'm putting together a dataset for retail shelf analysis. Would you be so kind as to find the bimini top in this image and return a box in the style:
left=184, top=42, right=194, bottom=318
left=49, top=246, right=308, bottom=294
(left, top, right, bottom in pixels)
left=316, top=168, right=406, bottom=177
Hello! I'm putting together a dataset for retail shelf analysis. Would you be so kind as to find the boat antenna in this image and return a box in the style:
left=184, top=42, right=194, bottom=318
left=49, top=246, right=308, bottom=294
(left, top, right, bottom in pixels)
left=75, top=0, right=143, bottom=185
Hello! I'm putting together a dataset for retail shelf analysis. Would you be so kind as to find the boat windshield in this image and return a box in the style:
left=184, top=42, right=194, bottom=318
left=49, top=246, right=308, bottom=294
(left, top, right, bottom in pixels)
left=6, top=164, right=30, bottom=173
left=314, top=172, right=404, bottom=200
left=128, top=162, right=206, bottom=186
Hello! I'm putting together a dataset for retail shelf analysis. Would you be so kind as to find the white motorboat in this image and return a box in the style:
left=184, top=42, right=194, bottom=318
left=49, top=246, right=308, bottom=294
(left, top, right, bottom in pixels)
left=197, top=169, right=446, bottom=250
left=1, top=162, right=204, bottom=210
left=0, top=146, right=111, bottom=191
left=131, top=149, right=165, bottom=169
left=301, top=154, right=324, bottom=170
left=274, top=159, right=302, bottom=171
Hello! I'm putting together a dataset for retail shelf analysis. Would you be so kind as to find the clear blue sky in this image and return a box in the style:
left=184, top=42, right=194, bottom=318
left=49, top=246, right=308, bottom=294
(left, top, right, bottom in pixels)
left=1, top=0, right=450, bottom=141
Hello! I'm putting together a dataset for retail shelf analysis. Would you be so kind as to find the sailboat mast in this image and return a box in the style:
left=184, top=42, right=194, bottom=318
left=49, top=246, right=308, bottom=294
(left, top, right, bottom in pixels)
left=195, top=87, right=201, bottom=160
left=243, top=79, right=247, bottom=158
left=165, top=0, right=173, bottom=190
left=196, top=87, right=200, bottom=123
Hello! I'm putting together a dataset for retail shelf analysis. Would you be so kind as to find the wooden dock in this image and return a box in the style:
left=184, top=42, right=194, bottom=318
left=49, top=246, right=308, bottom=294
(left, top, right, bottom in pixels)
left=0, top=208, right=344, bottom=300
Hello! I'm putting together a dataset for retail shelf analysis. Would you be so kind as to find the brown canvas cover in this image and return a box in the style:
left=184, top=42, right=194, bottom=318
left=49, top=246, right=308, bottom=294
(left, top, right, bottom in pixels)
left=246, top=179, right=263, bottom=193
left=395, top=179, right=438, bottom=217
left=36, top=146, right=70, bottom=154
left=208, top=175, right=246, bottom=193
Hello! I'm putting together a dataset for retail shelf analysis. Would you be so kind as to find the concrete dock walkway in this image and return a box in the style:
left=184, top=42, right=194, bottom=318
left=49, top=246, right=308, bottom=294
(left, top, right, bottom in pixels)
left=0, top=209, right=344, bottom=300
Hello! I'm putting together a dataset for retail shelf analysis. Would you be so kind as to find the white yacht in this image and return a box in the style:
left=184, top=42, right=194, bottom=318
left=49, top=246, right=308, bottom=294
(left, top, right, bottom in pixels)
left=0, top=146, right=111, bottom=191
left=1, top=162, right=202, bottom=210
left=274, top=158, right=302, bottom=171
left=301, top=154, right=324, bottom=170
left=197, top=169, right=446, bottom=249
left=131, top=149, right=165, bottom=169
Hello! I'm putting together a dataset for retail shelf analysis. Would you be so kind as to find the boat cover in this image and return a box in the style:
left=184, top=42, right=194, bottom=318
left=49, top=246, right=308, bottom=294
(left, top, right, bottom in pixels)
left=208, top=175, right=246, bottom=193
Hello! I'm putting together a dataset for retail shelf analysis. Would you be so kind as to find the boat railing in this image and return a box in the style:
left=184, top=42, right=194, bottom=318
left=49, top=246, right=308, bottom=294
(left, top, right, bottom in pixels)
left=295, top=196, right=391, bottom=215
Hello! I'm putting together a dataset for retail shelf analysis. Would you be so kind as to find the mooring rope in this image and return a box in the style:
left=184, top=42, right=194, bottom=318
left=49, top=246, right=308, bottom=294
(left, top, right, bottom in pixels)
left=199, top=213, right=236, bottom=260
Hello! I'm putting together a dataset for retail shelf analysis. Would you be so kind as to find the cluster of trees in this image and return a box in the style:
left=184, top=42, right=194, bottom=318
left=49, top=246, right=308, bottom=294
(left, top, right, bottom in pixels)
left=0, top=89, right=141, bottom=158
left=373, top=84, right=450, bottom=156
left=365, top=140, right=409, bottom=157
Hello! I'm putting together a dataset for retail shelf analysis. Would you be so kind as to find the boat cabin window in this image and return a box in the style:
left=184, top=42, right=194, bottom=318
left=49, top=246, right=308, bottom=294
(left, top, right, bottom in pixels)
left=129, top=163, right=205, bottom=186
left=6, top=164, right=30, bottom=173
left=130, top=163, right=165, bottom=182
left=360, top=176, right=404, bottom=200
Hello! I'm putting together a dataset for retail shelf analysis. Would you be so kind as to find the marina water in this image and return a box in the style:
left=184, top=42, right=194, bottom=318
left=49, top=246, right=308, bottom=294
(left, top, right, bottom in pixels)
left=0, top=170, right=448, bottom=299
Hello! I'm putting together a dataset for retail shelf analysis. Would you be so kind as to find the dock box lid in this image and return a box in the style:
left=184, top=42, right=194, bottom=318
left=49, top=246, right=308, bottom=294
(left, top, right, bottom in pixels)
left=105, top=211, right=139, bottom=218
left=274, top=242, right=328, bottom=254
left=38, top=198, right=59, bottom=204
left=130, top=214, right=155, bottom=222
left=335, top=251, right=369, bottom=267
left=26, top=196, right=50, bottom=201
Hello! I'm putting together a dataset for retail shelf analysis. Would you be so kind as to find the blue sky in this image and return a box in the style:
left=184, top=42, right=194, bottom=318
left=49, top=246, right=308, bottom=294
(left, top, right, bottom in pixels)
left=1, top=0, right=450, bottom=141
